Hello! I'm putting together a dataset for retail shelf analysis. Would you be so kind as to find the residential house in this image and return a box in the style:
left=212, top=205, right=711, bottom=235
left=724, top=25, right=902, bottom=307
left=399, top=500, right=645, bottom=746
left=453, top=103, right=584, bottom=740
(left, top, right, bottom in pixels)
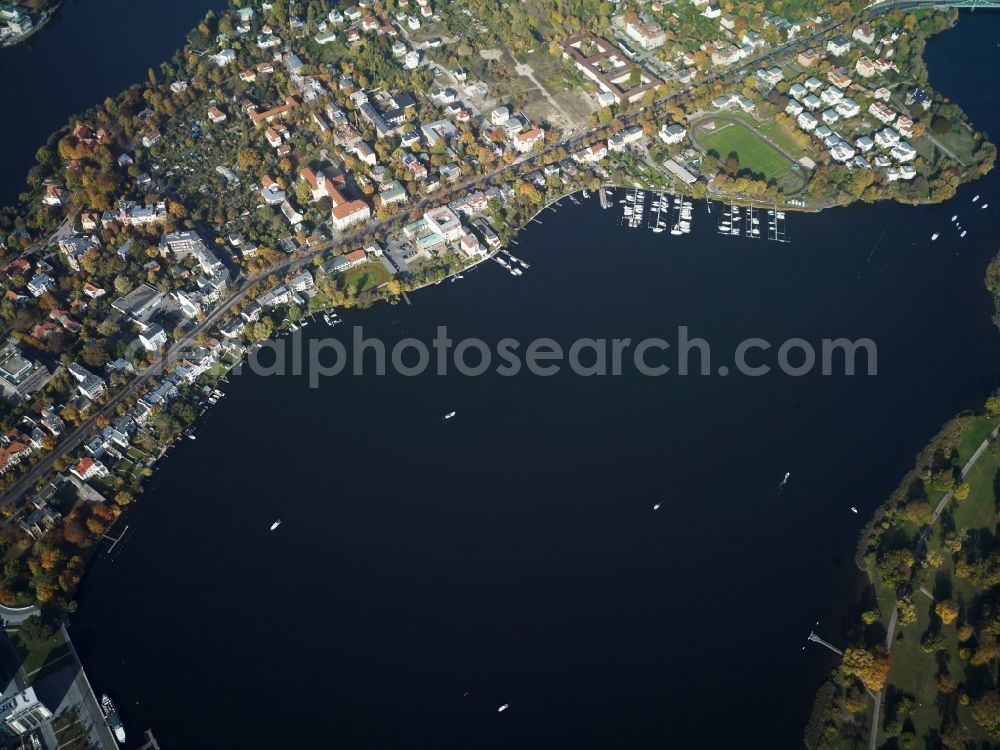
left=26, top=274, right=55, bottom=298
left=42, top=185, right=66, bottom=207
left=68, top=362, right=106, bottom=400
left=658, top=123, right=686, bottom=145
left=826, top=35, right=851, bottom=56
left=625, top=19, right=666, bottom=50
left=0, top=432, right=32, bottom=476
left=797, top=48, right=822, bottom=67
left=70, top=457, right=108, bottom=482
left=852, top=23, right=876, bottom=45
left=855, top=135, right=875, bottom=152
left=797, top=111, right=819, bottom=131
left=855, top=56, right=876, bottom=78
left=139, top=324, right=168, bottom=352
left=869, top=101, right=897, bottom=124
left=892, top=116, right=913, bottom=140
left=512, top=126, right=545, bottom=154
left=608, top=125, right=644, bottom=151
left=836, top=98, right=860, bottom=119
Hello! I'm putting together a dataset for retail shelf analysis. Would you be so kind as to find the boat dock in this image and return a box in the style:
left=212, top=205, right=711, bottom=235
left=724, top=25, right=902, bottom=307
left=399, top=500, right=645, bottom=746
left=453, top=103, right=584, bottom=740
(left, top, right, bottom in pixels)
left=712, top=202, right=790, bottom=243
left=744, top=206, right=762, bottom=239
left=807, top=630, right=844, bottom=656
left=102, top=525, right=130, bottom=554
left=768, top=207, right=791, bottom=243
left=137, top=730, right=162, bottom=750
left=620, top=187, right=646, bottom=229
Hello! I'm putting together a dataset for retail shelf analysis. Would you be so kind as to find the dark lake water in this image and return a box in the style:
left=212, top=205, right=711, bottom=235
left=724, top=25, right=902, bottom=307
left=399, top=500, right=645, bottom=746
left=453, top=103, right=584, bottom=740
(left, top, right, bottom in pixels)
left=8, top=6, right=998, bottom=749
left=0, top=0, right=225, bottom=209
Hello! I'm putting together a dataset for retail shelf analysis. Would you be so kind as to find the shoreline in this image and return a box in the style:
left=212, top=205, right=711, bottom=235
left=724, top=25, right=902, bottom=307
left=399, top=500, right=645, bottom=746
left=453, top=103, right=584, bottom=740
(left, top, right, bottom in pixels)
left=0, top=0, right=992, bottom=746
left=0, top=2, right=61, bottom=50
left=805, top=257, right=1000, bottom=747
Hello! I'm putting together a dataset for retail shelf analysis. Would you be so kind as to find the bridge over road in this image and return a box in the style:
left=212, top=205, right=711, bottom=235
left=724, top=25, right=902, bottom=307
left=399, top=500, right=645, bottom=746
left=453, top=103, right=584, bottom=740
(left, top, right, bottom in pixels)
left=872, top=0, right=1000, bottom=11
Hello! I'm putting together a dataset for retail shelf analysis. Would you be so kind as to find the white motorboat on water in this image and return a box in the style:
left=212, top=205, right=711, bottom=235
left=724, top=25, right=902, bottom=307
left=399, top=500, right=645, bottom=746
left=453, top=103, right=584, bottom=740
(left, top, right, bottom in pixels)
left=983, top=203, right=990, bottom=209
left=270, top=520, right=281, bottom=531
left=931, top=233, right=939, bottom=240
left=951, top=214, right=958, bottom=222
left=444, top=411, right=456, bottom=419
left=961, top=230, right=967, bottom=237
left=850, top=507, right=858, bottom=514
left=973, top=195, right=980, bottom=202
left=498, top=704, right=509, bottom=713
left=101, top=695, right=126, bottom=744
left=653, top=502, right=662, bottom=510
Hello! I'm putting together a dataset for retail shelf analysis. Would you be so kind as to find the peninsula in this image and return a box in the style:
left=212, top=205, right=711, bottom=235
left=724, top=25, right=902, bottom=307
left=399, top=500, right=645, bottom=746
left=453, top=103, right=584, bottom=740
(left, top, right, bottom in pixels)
left=0, top=0, right=993, bottom=632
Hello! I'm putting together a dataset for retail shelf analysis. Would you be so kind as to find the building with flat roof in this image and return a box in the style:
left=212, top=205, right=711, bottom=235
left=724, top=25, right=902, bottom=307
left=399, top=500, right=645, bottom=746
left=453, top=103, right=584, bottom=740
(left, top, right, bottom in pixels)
left=663, top=158, right=697, bottom=185
left=423, top=206, right=464, bottom=242
left=0, top=341, right=51, bottom=403
left=0, top=687, right=52, bottom=738
left=111, top=283, right=165, bottom=322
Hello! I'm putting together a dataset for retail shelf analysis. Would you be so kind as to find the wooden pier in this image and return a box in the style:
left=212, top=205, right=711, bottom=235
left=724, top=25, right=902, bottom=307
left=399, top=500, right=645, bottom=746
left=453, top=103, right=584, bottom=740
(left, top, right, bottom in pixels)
left=807, top=630, right=844, bottom=656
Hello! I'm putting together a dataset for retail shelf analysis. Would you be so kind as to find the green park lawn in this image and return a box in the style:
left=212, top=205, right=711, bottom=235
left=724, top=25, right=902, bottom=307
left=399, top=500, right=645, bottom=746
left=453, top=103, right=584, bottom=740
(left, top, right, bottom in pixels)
left=879, top=419, right=1000, bottom=749
left=697, top=119, right=797, bottom=181
left=7, top=628, right=70, bottom=678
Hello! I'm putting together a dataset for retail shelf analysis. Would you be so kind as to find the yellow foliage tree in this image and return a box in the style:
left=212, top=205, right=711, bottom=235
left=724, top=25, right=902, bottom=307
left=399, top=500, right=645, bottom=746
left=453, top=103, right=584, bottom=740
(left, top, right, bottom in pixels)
left=935, top=600, right=959, bottom=625
left=841, top=648, right=891, bottom=692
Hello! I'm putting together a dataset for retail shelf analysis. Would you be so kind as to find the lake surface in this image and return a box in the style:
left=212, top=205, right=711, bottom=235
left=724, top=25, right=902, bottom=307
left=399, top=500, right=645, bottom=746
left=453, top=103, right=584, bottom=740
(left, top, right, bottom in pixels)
left=24, top=8, right=1000, bottom=750
left=0, top=0, right=225, bottom=210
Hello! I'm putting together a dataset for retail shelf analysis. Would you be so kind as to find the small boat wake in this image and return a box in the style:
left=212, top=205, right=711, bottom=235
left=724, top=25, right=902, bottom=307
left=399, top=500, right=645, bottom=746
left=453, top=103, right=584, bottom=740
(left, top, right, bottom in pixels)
left=770, top=472, right=791, bottom=498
